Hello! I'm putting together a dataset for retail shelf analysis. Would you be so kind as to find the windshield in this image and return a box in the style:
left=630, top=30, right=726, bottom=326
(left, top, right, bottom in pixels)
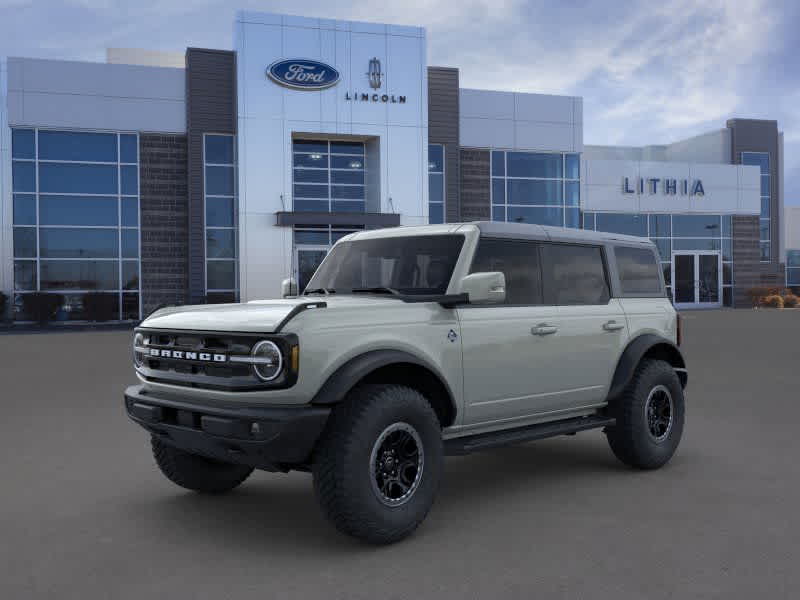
left=305, top=234, right=465, bottom=296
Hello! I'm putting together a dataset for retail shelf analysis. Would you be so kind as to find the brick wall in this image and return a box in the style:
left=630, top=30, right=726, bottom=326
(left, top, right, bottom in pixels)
left=459, top=149, right=490, bottom=221
left=139, top=134, right=189, bottom=317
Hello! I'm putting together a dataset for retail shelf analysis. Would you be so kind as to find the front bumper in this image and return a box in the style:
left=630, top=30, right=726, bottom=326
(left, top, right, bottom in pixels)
left=124, top=385, right=330, bottom=471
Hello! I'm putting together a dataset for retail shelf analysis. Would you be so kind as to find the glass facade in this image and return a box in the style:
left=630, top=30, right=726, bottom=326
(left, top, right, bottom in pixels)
left=742, top=152, right=770, bottom=261
left=787, top=250, right=800, bottom=287
left=11, top=128, right=140, bottom=320
left=428, top=144, right=444, bottom=224
left=292, top=225, right=364, bottom=292
left=491, top=150, right=580, bottom=228
left=583, top=212, right=733, bottom=306
left=292, top=140, right=365, bottom=213
left=204, top=134, right=238, bottom=302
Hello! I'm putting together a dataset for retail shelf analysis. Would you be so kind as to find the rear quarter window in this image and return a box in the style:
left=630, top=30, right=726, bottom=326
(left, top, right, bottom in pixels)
left=540, top=243, right=610, bottom=305
left=615, top=246, right=663, bottom=295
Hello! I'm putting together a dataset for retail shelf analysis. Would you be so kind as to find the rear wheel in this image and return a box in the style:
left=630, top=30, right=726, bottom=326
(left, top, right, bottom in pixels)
left=605, top=359, right=685, bottom=469
left=151, top=436, right=254, bottom=493
left=312, top=384, right=443, bottom=544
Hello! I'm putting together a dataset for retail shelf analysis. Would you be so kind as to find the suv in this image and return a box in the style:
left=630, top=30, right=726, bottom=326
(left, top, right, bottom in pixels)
left=125, top=222, right=686, bottom=544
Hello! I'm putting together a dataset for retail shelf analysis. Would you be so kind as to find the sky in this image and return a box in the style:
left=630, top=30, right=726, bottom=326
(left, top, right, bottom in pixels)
left=1, top=0, right=798, bottom=204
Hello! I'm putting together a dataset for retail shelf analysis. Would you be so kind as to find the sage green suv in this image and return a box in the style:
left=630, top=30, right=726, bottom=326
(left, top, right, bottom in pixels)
left=125, top=222, right=686, bottom=544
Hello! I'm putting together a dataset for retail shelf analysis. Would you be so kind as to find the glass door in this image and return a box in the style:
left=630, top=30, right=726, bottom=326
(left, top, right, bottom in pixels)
left=671, top=251, right=721, bottom=309
left=295, top=247, right=329, bottom=293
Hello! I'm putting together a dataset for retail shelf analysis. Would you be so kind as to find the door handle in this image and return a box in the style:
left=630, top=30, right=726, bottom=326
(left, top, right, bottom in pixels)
left=602, top=320, right=625, bottom=331
left=531, top=323, right=558, bottom=336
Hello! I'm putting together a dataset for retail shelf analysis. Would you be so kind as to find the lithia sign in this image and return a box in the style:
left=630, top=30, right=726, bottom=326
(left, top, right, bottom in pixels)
left=623, top=177, right=705, bottom=196
left=267, top=57, right=406, bottom=103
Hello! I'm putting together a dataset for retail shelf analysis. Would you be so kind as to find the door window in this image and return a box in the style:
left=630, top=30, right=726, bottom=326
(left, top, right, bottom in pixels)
left=469, top=238, right=542, bottom=305
left=540, top=244, right=610, bottom=305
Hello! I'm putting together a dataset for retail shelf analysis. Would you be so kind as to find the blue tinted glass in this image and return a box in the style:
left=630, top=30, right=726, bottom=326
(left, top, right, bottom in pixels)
left=492, top=206, right=506, bottom=222
left=507, top=206, right=563, bottom=226
left=39, top=163, right=118, bottom=194
left=507, top=180, right=562, bottom=205
left=294, top=199, right=328, bottom=212
left=429, top=174, right=444, bottom=204
left=649, top=214, right=671, bottom=237
left=331, top=185, right=364, bottom=200
left=205, top=166, right=235, bottom=195
left=331, top=155, right=363, bottom=169
left=14, top=228, right=37, bottom=258
left=507, top=152, right=562, bottom=178
left=122, top=229, right=138, bottom=258
left=12, top=129, right=35, bottom=159
left=673, top=214, right=721, bottom=237
left=121, top=165, right=138, bottom=195
left=205, top=135, right=234, bottom=164
left=673, top=238, right=721, bottom=252
left=40, top=228, right=118, bottom=258
left=788, top=268, right=800, bottom=285
left=582, top=212, right=595, bottom=230
left=294, top=169, right=328, bottom=183
left=293, top=140, right=328, bottom=154
left=13, top=194, right=36, bottom=225
left=723, top=238, right=732, bottom=261
left=12, top=161, right=36, bottom=192
left=294, top=184, right=328, bottom=199
left=491, top=151, right=505, bottom=177
left=721, top=215, right=732, bottom=237
left=38, top=131, right=117, bottom=162
left=120, top=135, right=138, bottom=163
left=331, top=201, right=365, bottom=213
left=332, top=170, right=364, bottom=185
left=40, top=260, right=119, bottom=290
left=330, top=141, right=364, bottom=155
left=429, top=202, right=444, bottom=224
left=760, top=242, right=770, bottom=261
left=759, top=219, right=770, bottom=240
left=492, top=179, right=505, bottom=205
left=40, top=195, right=118, bottom=226
left=565, top=208, right=580, bottom=229
left=206, top=197, right=234, bottom=227
left=207, top=260, right=236, bottom=290
left=595, top=213, right=647, bottom=237
left=122, top=261, right=139, bottom=290
left=761, top=197, right=770, bottom=218
left=652, top=238, right=671, bottom=261
left=207, top=229, right=236, bottom=259
left=14, top=261, right=37, bottom=291
left=294, top=153, right=329, bottom=168
left=565, top=154, right=580, bottom=179
left=331, top=230, right=358, bottom=242
left=741, top=152, right=769, bottom=174
left=760, top=175, right=770, bottom=196
left=121, top=198, right=139, bottom=226
left=565, top=181, right=579, bottom=206
left=787, top=250, right=800, bottom=268
left=428, top=145, right=444, bottom=172
left=294, top=230, right=329, bottom=245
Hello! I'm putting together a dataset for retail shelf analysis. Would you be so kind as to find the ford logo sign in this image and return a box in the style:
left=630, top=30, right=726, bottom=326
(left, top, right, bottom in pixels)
left=267, top=59, right=340, bottom=90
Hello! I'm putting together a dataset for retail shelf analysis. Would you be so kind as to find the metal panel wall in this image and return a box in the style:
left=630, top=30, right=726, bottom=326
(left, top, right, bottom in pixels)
left=428, top=67, right=460, bottom=222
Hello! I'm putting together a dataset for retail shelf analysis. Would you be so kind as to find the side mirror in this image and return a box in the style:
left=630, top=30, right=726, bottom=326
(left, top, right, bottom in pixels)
left=458, top=272, right=506, bottom=304
left=281, top=277, right=298, bottom=298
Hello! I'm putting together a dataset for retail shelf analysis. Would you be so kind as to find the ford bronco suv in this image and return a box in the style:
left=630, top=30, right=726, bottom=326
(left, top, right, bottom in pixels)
left=125, top=222, right=686, bottom=544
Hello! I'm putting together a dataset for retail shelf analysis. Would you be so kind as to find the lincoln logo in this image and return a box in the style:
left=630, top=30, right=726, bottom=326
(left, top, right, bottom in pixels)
left=266, top=59, right=341, bottom=90
left=367, top=57, right=382, bottom=89
left=149, top=348, right=227, bottom=362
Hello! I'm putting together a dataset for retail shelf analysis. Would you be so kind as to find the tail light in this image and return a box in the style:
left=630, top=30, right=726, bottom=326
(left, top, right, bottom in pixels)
left=676, top=313, right=682, bottom=346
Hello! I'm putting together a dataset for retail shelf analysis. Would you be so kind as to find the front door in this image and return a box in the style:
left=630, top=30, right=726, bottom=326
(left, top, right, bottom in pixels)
left=295, top=247, right=328, bottom=293
left=671, top=251, right=721, bottom=309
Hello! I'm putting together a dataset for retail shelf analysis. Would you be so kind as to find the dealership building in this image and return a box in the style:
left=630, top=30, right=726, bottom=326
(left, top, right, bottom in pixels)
left=0, top=10, right=793, bottom=321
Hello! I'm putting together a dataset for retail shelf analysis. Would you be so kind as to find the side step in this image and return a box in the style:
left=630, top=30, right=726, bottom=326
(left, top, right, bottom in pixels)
left=444, top=415, right=616, bottom=456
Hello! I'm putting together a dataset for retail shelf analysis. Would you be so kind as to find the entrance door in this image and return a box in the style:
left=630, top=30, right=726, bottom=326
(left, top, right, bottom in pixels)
left=295, top=247, right=328, bottom=293
left=671, top=251, right=721, bottom=309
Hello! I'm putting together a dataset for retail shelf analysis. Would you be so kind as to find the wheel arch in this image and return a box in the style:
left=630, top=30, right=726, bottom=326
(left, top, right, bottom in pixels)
left=311, top=350, right=458, bottom=428
left=607, top=334, right=687, bottom=401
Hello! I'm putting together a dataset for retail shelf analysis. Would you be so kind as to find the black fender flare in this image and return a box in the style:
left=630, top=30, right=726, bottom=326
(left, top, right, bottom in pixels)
left=310, top=350, right=458, bottom=423
left=607, top=334, right=687, bottom=400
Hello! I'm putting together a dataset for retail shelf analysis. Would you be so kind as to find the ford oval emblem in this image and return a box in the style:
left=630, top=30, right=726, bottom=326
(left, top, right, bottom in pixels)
left=267, top=59, right=340, bottom=90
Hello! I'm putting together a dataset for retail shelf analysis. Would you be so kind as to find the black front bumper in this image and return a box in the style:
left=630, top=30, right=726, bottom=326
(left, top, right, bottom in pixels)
left=124, top=385, right=331, bottom=471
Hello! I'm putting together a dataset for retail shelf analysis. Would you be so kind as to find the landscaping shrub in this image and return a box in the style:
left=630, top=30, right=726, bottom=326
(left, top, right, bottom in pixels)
left=762, top=295, right=784, bottom=309
left=22, top=293, right=64, bottom=324
left=782, top=294, right=799, bottom=308
left=82, top=292, right=118, bottom=322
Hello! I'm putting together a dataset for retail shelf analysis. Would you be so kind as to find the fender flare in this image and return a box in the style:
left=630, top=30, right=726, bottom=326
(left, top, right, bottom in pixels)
left=607, top=334, right=687, bottom=400
left=310, top=349, right=458, bottom=423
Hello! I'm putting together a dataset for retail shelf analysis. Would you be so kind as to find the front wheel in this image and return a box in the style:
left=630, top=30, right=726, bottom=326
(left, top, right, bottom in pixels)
left=312, top=384, right=443, bottom=544
left=605, top=359, right=685, bottom=469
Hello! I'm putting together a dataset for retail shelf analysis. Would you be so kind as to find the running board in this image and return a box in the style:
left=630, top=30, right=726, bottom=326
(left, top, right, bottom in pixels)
left=444, top=415, right=616, bottom=456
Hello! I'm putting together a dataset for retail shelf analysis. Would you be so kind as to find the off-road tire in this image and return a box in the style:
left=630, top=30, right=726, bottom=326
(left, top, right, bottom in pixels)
left=312, top=384, right=443, bottom=544
left=151, top=436, right=254, bottom=493
left=605, top=359, right=685, bottom=469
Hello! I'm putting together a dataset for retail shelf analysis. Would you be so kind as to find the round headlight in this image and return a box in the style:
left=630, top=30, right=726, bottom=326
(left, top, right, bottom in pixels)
left=133, top=332, right=145, bottom=368
left=251, top=340, right=283, bottom=381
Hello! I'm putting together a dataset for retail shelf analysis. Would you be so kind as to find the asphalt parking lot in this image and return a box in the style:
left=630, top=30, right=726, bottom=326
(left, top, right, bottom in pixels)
left=1, top=309, right=798, bottom=599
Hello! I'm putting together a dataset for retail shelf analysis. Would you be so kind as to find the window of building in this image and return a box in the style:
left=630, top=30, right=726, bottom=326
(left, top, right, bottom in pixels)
left=787, top=250, right=800, bottom=288
left=540, top=243, right=609, bottom=305
left=429, top=144, right=445, bottom=224
left=490, top=150, right=580, bottom=228
left=204, top=134, right=238, bottom=302
left=742, top=152, right=770, bottom=261
left=292, top=140, right=365, bottom=213
left=293, top=225, right=365, bottom=292
left=615, top=246, right=663, bottom=295
left=469, top=238, right=542, bottom=305
left=11, top=128, right=140, bottom=321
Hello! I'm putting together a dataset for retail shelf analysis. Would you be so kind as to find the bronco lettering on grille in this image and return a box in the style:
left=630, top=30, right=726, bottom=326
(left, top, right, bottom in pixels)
left=149, top=348, right=227, bottom=362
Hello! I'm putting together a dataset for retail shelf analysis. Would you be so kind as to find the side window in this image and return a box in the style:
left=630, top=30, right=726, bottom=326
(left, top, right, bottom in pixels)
left=469, top=238, right=542, bottom=305
left=615, top=246, right=663, bottom=295
left=540, top=243, right=610, bottom=305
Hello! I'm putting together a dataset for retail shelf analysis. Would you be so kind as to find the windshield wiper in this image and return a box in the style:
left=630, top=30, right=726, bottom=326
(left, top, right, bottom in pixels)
left=351, top=286, right=400, bottom=296
left=304, top=287, right=336, bottom=295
